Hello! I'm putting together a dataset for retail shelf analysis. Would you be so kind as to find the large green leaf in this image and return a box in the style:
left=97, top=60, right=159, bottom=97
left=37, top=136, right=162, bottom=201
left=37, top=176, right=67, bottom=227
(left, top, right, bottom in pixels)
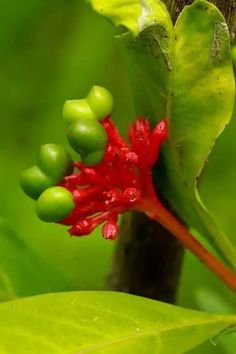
left=0, top=291, right=235, bottom=353
left=0, top=218, right=70, bottom=302
left=90, top=0, right=236, bottom=268
left=162, top=0, right=236, bottom=268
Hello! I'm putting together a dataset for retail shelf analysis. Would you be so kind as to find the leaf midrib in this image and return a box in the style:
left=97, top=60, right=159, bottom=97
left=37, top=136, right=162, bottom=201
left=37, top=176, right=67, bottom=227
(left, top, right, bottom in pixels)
left=76, top=316, right=235, bottom=353
left=0, top=298, right=234, bottom=354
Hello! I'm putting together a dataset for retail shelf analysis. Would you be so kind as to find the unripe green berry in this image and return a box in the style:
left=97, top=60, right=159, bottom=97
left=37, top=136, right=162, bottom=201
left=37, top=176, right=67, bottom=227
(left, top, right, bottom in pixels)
left=37, top=144, right=74, bottom=181
left=36, top=186, right=75, bottom=222
left=20, top=166, right=54, bottom=200
left=87, top=86, right=113, bottom=119
left=82, top=150, right=104, bottom=166
left=67, top=118, right=107, bottom=156
left=63, top=99, right=95, bottom=125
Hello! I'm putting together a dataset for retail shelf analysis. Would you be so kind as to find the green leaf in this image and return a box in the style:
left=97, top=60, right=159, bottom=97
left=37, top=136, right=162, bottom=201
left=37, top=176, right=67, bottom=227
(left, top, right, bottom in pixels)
left=90, top=0, right=236, bottom=268
left=90, top=0, right=173, bottom=121
left=163, top=0, right=236, bottom=268
left=0, top=291, right=235, bottom=353
left=90, top=0, right=172, bottom=37
left=0, top=218, right=70, bottom=302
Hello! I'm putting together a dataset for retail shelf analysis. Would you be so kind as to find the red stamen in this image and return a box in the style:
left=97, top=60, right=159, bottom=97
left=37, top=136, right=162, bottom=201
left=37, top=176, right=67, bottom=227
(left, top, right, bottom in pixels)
left=58, top=116, right=168, bottom=240
left=102, top=220, right=119, bottom=240
left=69, top=212, right=111, bottom=237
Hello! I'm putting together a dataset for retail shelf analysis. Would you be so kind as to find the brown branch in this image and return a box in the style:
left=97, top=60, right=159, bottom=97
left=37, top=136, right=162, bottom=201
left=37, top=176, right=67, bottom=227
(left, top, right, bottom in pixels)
left=108, top=212, right=184, bottom=303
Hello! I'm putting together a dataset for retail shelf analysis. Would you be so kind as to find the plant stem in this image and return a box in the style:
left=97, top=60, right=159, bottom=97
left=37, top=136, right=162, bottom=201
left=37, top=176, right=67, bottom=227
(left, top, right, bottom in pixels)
left=142, top=198, right=236, bottom=293
left=108, top=211, right=184, bottom=303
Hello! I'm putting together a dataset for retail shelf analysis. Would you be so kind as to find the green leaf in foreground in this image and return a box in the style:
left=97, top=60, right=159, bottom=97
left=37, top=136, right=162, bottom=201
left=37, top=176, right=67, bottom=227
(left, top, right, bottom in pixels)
left=0, top=291, right=235, bottom=354
left=0, top=218, right=70, bottom=302
left=90, top=0, right=236, bottom=268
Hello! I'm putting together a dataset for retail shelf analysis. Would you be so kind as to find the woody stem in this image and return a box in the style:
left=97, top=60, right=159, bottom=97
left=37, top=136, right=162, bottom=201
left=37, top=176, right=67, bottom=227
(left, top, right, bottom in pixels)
left=141, top=198, right=236, bottom=293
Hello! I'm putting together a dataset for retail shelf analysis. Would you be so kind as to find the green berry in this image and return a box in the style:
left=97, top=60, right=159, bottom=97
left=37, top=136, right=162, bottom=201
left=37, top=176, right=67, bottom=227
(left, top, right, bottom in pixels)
left=20, top=166, right=54, bottom=200
left=36, top=186, right=74, bottom=222
left=67, top=118, right=107, bottom=156
left=63, top=99, right=95, bottom=125
left=87, top=86, right=113, bottom=120
left=37, top=144, right=74, bottom=181
left=82, top=150, right=104, bottom=166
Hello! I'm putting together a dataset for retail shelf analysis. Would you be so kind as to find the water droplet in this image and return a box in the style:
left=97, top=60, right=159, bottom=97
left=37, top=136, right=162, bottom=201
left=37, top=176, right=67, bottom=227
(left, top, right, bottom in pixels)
left=70, top=298, right=75, bottom=305
left=210, top=334, right=219, bottom=346
left=210, top=326, right=236, bottom=346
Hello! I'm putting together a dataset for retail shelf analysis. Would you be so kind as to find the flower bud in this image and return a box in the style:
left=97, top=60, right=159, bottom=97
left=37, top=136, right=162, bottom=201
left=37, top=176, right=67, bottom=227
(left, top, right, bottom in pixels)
left=37, top=144, right=73, bottom=181
left=20, top=166, right=54, bottom=200
left=67, top=118, right=107, bottom=164
left=36, top=186, right=75, bottom=222
left=87, top=86, right=113, bottom=119
left=63, top=99, right=95, bottom=125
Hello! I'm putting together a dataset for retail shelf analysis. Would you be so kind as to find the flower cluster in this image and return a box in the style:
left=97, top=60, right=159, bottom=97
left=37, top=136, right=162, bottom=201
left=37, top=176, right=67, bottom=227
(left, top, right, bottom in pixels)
left=59, top=116, right=168, bottom=240
left=20, top=86, right=168, bottom=241
left=20, top=86, right=236, bottom=294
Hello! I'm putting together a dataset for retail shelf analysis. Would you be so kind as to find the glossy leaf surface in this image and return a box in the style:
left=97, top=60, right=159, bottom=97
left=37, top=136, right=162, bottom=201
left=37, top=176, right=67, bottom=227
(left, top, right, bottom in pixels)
left=0, top=291, right=235, bottom=353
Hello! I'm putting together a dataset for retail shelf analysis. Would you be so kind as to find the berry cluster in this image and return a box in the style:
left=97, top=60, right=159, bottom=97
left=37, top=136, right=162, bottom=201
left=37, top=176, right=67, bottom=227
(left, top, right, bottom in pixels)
left=20, top=86, right=167, bottom=240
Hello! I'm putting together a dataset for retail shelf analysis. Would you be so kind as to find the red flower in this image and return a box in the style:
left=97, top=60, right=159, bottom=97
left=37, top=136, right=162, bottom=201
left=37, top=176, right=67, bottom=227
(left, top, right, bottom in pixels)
left=59, top=117, right=168, bottom=240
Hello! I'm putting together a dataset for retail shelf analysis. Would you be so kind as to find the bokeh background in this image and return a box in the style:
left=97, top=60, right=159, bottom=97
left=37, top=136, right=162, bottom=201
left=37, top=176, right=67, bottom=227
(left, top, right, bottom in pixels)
left=0, top=1, right=235, bottom=353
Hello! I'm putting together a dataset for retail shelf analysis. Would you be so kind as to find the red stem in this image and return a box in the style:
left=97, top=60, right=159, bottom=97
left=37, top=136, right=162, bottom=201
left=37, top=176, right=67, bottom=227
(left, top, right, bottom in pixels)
left=139, top=198, right=236, bottom=293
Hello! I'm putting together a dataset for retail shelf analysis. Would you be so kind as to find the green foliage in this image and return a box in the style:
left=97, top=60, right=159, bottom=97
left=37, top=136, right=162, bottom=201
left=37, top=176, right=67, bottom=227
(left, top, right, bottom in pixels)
left=90, top=0, right=172, bottom=37
left=0, top=291, right=235, bottom=354
left=162, top=0, right=236, bottom=268
left=90, top=0, right=236, bottom=268
left=1, top=1, right=236, bottom=353
left=0, top=218, right=70, bottom=302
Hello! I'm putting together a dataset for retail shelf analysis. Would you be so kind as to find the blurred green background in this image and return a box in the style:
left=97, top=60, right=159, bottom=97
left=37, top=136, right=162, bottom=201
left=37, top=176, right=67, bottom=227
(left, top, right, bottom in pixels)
left=0, top=1, right=235, bottom=353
